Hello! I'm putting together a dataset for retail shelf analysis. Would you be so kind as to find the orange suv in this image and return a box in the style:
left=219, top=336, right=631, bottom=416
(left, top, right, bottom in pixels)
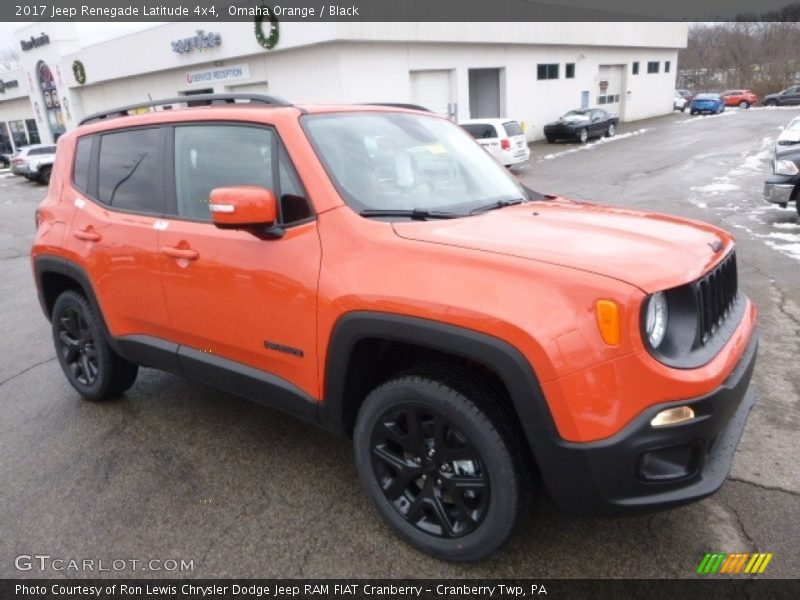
left=32, top=94, right=758, bottom=561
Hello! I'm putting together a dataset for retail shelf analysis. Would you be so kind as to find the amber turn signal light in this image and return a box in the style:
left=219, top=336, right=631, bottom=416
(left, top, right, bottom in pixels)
left=595, top=299, right=620, bottom=345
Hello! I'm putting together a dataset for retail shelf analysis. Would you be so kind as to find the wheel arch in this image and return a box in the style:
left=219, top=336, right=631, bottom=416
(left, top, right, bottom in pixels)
left=320, top=312, right=560, bottom=469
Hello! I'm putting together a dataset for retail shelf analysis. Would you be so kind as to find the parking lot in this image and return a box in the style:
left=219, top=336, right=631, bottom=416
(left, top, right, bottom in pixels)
left=0, top=106, right=798, bottom=579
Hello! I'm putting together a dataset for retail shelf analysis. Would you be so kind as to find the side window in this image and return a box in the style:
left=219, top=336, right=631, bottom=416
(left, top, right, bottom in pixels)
left=173, top=125, right=311, bottom=224
left=73, top=137, right=92, bottom=192
left=97, top=128, right=162, bottom=212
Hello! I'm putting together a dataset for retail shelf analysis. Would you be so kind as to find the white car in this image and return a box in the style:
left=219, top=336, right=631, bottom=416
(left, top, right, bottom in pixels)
left=777, top=116, right=800, bottom=148
left=10, top=144, right=57, bottom=183
left=673, top=93, right=687, bottom=112
left=460, top=118, right=530, bottom=166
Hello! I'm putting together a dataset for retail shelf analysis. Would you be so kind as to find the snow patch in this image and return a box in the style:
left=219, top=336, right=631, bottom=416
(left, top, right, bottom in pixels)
left=690, top=182, right=740, bottom=194
left=538, top=129, right=649, bottom=162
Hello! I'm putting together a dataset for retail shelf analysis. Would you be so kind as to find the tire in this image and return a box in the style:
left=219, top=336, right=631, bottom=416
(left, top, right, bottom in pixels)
left=681, top=106, right=686, bottom=113
left=353, top=365, right=525, bottom=561
left=606, top=123, right=616, bottom=137
left=739, top=101, right=749, bottom=109
left=546, top=137, right=555, bottom=143
left=766, top=100, right=777, bottom=107
left=796, top=198, right=800, bottom=217
left=51, top=290, right=139, bottom=401
left=578, top=128, right=588, bottom=144
left=690, top=110, right=697, bottom=115
left=37, top=166, right=52, bottom=185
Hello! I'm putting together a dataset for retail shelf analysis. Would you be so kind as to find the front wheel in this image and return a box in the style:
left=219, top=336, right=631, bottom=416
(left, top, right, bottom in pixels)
left=766, top=100, right=778, bottom=107
left=353, top=368, right=525, bottom=561
left=606, top=123, right=616, bottom=137
left=52, top=291, right=139, bottom=401
left=578, top=128, right=588, bottom=144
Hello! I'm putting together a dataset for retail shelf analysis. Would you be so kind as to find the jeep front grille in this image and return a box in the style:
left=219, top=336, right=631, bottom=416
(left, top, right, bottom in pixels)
left=695, top=250, right=738, bottom=345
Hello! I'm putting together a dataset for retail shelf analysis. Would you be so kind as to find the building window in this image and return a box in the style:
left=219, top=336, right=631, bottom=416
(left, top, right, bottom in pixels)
left=565, top=63, right=575, bottom=79
left=537, top=64, right=559, bottom=80
left=25, top=119, right=40, bottom=145
left=632, top=62, right=639, bottom=75
left=665, top=61, right=671, bottom=73
left=647, top=61, right=660, bottom=74
left=597, top=94, right=621, bottom=105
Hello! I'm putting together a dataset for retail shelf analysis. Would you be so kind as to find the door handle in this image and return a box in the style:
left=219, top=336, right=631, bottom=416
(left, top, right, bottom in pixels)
left=162, top=246, right=199, bottom=260
left=73, top=228, right=101, bottom=242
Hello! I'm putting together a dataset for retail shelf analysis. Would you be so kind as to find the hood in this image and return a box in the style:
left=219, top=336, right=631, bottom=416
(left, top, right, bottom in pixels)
left=550, top=115, right=589, bottom=125
left=777, top=130, right=800, bottom=144
left=392, top=200, right=732, bottom=293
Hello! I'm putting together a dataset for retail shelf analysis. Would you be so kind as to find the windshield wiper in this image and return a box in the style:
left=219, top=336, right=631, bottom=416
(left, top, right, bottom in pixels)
left=469, top=198, right=526, bottom=215
left=359, top=208, right=462, bottom=220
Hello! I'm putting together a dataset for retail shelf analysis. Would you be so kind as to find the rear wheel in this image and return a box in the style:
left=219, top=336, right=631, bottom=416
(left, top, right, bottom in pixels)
left=578, top=128, right=588, bottom=144
left=37, top=166, right=51, bottom=185
left=52, top=291, right=139, bottom=401
left=354, top=366, right=525, bottom=561
left=766, top=99, right=778, bottom=107
left=690, top=110, right=697, bottom=115
left=546, top=137, right=555, bottom=143
left=738, top=100, right=749, bottom=109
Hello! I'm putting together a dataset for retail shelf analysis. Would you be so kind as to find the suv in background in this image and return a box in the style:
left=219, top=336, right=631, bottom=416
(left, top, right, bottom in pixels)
left=32, top=94, right=758, bottom=561
left=763, top=85, right=800, bottom=107
left=11, top=144, right=57, bottom=183
left=720, top=90, right=758, bottom=108
left=764, top=145, right=800, bottom=215
left=460, top=118, right=530, bottom=166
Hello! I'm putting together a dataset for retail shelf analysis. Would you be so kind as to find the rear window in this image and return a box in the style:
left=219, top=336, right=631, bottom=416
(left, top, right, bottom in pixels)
left=503, top=122, right=523, bottom=137
left=461, top=123, right=498, bottom=140
left=97, top=128, right=162, bottom=212
left=73, top=137, right=92, bottom=192
left=29, top=147, right=55, bottom=156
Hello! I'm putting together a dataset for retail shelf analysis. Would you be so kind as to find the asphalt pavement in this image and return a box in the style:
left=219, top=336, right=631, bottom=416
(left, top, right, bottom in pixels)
left=0, top=106, right=798, bottom=579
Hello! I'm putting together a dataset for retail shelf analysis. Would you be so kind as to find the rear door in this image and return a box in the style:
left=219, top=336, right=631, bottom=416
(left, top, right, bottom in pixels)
left=157, top=122, right=322, bottom=398
left=65, top=128, right=170, bottom=338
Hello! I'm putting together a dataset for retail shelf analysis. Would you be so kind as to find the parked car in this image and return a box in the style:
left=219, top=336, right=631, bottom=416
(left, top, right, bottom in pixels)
left=10, top=144, right=57, bottom=179
left=543, top=108, right=618, bottom=143
left=676, top=89, right=694, bottom=104
left=673, top=93, right=687, bottom=112
left=689, top=94, right=726, bottom=115
left=776, top=116, right=800, bottom=147
left=764, top=145, right=800, bottom=215
left=32, top=94, right=758, bottom=561
left=460, top=118, right=530, bottom=166
left=22, top=152, right=56, bottom=184
left=720, top=90, right=758, bottom=109
left=763, top=85, right=800, bottom=107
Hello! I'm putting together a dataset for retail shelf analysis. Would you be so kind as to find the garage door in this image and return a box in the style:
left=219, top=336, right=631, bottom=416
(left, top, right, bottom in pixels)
left=410, top=70, right=454, bottom=118
left=597, top=65, right=624, bottom=115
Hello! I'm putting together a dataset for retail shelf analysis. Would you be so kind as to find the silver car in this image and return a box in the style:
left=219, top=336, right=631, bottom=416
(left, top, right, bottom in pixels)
left=10, top=144, right=57, bottom=183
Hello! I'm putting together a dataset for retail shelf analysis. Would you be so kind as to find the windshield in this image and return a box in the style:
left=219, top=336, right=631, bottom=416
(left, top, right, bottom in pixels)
left=786, top=118, right=800, bottom=132
left=563, top=110, right=589, bottom=119
left=303, top=112, right=526, bottom=215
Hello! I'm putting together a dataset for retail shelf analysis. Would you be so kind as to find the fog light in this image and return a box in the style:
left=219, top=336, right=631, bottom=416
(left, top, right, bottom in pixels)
left=638, top=443, right=699, bottom=481
left=650, top=405, right=695, bottom=428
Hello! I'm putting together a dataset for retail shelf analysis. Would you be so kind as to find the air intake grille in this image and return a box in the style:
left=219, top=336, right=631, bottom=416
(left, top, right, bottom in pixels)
left=695, top=251, right=738, bottom=345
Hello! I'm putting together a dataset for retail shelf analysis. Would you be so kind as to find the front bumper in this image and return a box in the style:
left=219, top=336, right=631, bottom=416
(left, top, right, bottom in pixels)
left=539, top=330, right=758, bottom=517
left=764, top=180, right=796, bottom=205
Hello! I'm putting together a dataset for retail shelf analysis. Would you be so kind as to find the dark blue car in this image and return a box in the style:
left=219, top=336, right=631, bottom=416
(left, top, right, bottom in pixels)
left=690, top=93, right=725, bottom=115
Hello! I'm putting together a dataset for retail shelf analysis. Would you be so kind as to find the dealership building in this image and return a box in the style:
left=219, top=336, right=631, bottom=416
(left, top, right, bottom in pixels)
left=0, top=21, right=687, bottom=152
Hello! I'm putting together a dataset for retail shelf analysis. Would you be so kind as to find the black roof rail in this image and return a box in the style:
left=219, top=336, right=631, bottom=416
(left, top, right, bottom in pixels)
left=362, top=103, right=433, bottom=112
left=79, top=93, right=292, bottom=125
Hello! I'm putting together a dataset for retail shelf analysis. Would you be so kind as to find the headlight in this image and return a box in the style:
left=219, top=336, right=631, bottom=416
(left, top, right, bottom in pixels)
left=644, top=291, right=668, bottom=349
left=774, top=159, right=799, bottom=176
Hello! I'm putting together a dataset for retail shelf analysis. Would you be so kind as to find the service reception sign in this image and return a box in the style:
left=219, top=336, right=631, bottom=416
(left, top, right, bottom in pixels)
left=183, top=64, right=251, bottom=86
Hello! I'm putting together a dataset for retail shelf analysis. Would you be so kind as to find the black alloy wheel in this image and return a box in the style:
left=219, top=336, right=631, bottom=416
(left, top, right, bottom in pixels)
left=57, top=305, right=99, bottom=386
left=370, top=404, right=490, bottom=539
left=354, top=367, right=525, bottom=561
left=51, top=291, right=139, bottom=401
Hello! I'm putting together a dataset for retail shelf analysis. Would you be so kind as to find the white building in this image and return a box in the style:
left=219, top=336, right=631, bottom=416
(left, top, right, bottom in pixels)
left=0, top=21, right=687, bottom=152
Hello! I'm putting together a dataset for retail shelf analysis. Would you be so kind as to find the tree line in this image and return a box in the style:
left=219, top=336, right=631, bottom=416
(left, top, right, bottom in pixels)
left=679, top=22, right=800, bottom=96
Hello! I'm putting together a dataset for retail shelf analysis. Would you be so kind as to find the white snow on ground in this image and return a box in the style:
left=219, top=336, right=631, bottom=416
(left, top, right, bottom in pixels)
left=538, top=129, right=649, bottom=162
left=677, top=110, right=738, bottom=124
left=766, top=232, right=800, bottom=242
left=764, top=241, right=800, bottom=259
left=691, top=182, right=740, bottom=194
left=749, top=106, right=800, bottom=111
left=772, top=222, right=800, bottom=229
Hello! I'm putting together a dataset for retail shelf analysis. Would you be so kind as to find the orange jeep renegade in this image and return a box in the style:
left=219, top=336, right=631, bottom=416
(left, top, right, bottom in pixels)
left=32, top=95, right=758, bottom=561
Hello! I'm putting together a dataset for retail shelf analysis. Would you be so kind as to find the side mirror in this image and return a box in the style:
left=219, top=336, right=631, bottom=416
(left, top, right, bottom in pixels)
left=209, top=186, right=284, bottom=238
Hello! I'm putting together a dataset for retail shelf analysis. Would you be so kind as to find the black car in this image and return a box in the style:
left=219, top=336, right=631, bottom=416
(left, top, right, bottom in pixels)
left=543, top=108, right=619, bottom=143
left=764, top=145, right=800, bottom=215
left=763, top=84, right=800, bottom=107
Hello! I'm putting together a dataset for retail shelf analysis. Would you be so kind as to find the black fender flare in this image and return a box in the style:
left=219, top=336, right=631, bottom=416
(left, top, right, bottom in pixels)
left=320, top=311, right=562, bottom=467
